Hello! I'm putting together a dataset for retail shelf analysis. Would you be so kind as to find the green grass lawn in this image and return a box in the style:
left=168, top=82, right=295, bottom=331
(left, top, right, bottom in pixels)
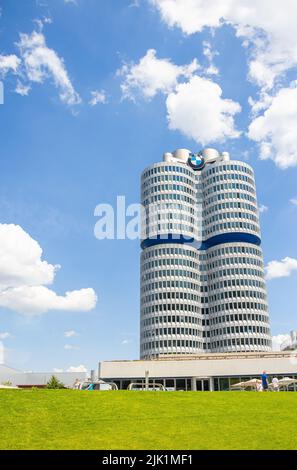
left=0, top=389, right=297, bottom=450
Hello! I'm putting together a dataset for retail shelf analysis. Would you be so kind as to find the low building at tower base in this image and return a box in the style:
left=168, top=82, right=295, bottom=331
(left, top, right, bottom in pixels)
left=99, top=351, right=297, bottom=391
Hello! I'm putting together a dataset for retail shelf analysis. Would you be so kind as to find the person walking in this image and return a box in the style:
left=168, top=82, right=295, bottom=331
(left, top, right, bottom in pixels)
left=261, top=371, right=269, bottom=391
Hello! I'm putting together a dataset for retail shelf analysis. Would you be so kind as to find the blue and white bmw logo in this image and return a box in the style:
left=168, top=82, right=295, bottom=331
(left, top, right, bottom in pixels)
left=188, top=153, right=205, bottom=170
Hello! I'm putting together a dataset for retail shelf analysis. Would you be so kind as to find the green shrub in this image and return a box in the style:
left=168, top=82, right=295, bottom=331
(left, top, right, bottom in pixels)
left=46, top=375, right=65, bottom=389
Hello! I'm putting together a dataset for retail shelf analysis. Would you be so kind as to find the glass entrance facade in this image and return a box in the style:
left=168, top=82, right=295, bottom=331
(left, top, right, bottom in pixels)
left=105, top=374, right=297, bottom=391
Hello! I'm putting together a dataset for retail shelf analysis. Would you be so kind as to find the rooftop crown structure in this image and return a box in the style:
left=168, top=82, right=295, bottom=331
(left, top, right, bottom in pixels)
left=140, top=148, right=272, bottom=359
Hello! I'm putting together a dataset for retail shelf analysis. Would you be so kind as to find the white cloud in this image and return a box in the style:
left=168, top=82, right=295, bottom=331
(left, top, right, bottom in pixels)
left=272, top=334, right=291, bottom=351
left=0, top=224, right=57, bottom=290
left=118, top=47, right=241, bottom=145
left=203, top=41, right=219, bottom=76
left=266, top=257, right=297, bottom=280
left=121, top=339, right=132, bottom=345
left=0, top=332, right=12, bottom=340
left=290, top=198, right=297, bottom=206
left=166, top=75, right=241, bottom=145
left=64, top=0, right=78, bottom=5
left=0, top=224, right=97, bottom=315
left=67, top=364, right=87, bottom=372
left=248, top=93, right=273, bottom=117
left=204, top=64, right=219, bottom=77
left=203, top=41, right=217, bottom=62
left=248, top=85, right=297, bottom=169
left=64, top=344, right=80, bottom=350
left=33, top=17, right=52, bottom=32
left=129, top=0, right=140, bottom=7
left=53, top=365, right=87, bottom=373
left=0, top=286, right=96, bottom=315
left=151, top=1, right=297, bottom=167
left=119, top=48, right=199, bottom=100
left=89, top=89, right=107, bottom=106
left=150, top=0, right=297, bottom=89
left=64, top=330, right=78, bottom=338
left=15, top=80, right=31, bottom=96
left=0, top=54, right=20, bottom=75
left=150, top=0, right=228, bottom=34
left=16, top=30, right=81, bottom=105
left=259, top=204, right=268, bottom=213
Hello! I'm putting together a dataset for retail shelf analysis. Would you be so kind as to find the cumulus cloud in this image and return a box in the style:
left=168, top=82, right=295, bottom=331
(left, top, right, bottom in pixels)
left=290, top=198, right=297, bottom=206
left=272, top=334, right=291, bottom=351
left=166, top=75, right=241, bottom=145
left=0, top=332, right=12, bottom=340
left=64, top=330, right=78, bottom=338
left=16, top=30, right=81, bottom=105
left=33, top=17, right=52, bottom=32
left=15, top=80, right=31, bottom=96
left=89, top=89, right=107, bottom=106
left=64, top=344, right=80, bottom=350
left=0, top=224, right=57, bottom=290
left=121, top=339, right=132, bottom=345
left=0, top=224, right=97, bottom=315
left=0, top=286, right=96, bottom=315
left=53, top=365, right=87, bottom=373
left=150, top=0, right=228, bottom=34
left=0, top=20, right=79, bottom=106
left=118, top=48, right=199, bottom=100
left=67, top=365, right=87, bottom=372
left=259, top=204, right=268, bottom=214
left=118, top=46, right=241, bottom=144
left=248, top=85, right=297, bottom=169
left=203, top=41, right=219, bottom=76
left=0, top=54, right=20, bottom=75
left=129, top=0, right=140, bottom=7
left=151, top=0, right=297, bottom=167
left=150, top=0, right=297, bottom=88
left=265, top=257, right=297, bottom=280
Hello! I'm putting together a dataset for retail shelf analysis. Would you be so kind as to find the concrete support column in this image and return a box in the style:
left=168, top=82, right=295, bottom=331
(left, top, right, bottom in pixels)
left=209, top=377, right=214, bottom=392
left=191, top=377, right=197, bottom=391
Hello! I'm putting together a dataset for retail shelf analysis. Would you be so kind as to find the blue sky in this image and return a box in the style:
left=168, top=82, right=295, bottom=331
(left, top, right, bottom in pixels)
left=0, top=0, right=297, bottom=372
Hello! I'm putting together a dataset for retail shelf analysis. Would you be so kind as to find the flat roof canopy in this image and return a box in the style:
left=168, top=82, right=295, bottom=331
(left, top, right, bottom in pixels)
left=99, top=352, right=297, bottom=380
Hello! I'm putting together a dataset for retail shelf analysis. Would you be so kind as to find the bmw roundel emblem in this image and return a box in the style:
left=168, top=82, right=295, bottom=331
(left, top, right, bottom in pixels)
left=188, top=153, right=205, bottom=170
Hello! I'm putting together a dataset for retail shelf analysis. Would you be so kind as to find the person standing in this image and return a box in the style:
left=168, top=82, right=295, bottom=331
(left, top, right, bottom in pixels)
left=261, top=371, right=269, bottom=391
left=256, top=381, right=263, bottom=392
left=272, top=377, right=279, bottom=392
left=73, top=378, right=81, bottom=390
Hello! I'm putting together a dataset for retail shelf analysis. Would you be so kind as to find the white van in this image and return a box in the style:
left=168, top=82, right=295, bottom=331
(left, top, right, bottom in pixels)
left=79, top=380, right=118, bottom=391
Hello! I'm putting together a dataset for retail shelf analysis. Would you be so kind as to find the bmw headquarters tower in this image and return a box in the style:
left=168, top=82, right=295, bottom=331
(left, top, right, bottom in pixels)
left=140, top=148, right=272, bottom=359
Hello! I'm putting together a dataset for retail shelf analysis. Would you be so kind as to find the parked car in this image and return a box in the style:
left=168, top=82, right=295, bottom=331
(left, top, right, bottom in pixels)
left=127, top=382, right=165, bottom=391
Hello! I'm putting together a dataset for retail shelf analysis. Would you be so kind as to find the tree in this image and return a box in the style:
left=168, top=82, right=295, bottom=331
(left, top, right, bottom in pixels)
left=46, top=375, right=65, bottom=389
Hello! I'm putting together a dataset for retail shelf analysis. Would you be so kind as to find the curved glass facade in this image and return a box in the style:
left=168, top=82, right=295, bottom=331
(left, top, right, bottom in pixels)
left=207, top=243, right=271, bottom=352
left=140, top=151, right=272, bottom=359
left=140, top=244, right=205, bottom=358
left=141, top=162, right=201, bottom=243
